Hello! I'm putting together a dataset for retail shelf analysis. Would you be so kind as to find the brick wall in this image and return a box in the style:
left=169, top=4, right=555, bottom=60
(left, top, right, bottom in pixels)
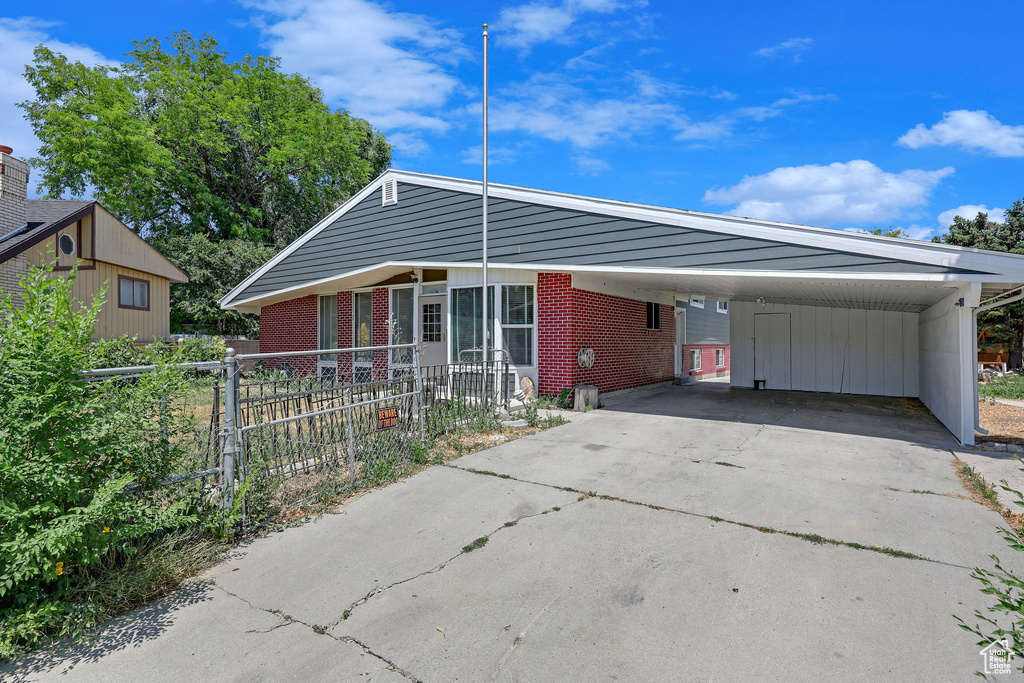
left=684, top=344, right=730, bottom=377
left=0, top=149, right=29, bottom=235
left=0, top=252, right=28, bottom=310
left=537, top=272, right=676, bottom=396
left=537, top=273, right=574, bottom=395
left=338, top=291, right=353, bottom=377
left=258, top=294, right=318, bottom=375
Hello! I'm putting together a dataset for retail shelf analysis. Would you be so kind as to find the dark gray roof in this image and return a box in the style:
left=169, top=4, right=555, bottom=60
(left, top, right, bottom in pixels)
left=0, top=200, right=94, bottom=263
left=233, top=181, right=984, bottom=303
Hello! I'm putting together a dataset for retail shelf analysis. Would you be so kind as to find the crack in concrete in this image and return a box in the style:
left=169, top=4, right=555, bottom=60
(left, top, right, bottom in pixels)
left=343, top=636, right=423, bottom=682
left=325, top=499, right=583, bottom=631
left=446, top=464, right=973, bottom=569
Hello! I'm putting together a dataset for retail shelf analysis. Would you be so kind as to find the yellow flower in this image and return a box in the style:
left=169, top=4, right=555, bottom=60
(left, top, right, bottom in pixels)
left=56, top=562, right=63, bottom=576
left=141, top=476, right=147, bottom=482
left=103, top=527, right=110, bottom=533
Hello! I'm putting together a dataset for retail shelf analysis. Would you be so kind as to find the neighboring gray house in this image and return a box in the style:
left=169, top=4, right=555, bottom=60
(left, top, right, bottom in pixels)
left=676, top=296, right=730, bottom=378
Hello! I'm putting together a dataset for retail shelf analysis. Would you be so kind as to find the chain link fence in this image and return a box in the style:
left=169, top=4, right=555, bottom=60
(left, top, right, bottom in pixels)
left=79, top=344, right=512, bottom=529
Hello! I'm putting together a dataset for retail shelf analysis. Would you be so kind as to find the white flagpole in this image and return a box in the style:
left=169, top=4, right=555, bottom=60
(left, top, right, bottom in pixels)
left=481, top=23, right=490, bottom=411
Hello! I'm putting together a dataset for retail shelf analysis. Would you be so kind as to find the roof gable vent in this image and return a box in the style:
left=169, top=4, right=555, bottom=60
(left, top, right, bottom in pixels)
left=382, top=179, right=398, bottom=206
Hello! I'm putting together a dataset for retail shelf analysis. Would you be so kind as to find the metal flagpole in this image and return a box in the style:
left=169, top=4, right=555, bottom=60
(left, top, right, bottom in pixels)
left=481, top=23, right=490, bottom=412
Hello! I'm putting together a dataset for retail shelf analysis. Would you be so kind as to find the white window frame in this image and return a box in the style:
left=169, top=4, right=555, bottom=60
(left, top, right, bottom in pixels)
left=500, top=284, right=536, bottom=368
left=646, top=301, right=661, bottom=331
left=447, top=283, right=537, bottom=370
left=317, top=294, right=338, bottom=380
left=717, top=301, right=729, bottom=314
left=716, top=348, right=725, bottom=367
left=352, top=290, right=374, bottom=382
left=689, top=295, right=705, bottom=309
left=689, top=348, right=702, bottom=371
left=388, top=285, right=416, bottom=370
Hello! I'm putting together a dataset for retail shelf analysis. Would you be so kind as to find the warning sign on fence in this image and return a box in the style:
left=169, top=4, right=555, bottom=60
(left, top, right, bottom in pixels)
left=376, top=407, right=399, bottom=430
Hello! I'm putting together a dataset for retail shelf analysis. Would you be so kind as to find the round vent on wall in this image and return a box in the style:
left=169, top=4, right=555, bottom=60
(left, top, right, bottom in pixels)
left=577, top=348, right=595, bottom=369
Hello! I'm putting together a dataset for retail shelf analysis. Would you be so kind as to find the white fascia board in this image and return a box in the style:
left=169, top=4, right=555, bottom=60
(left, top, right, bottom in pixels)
left=219, top=171, right=393, bottom=308
left=225, top=258, right=1008, bottom=312
left=386, top=170, right=1024, bottom=277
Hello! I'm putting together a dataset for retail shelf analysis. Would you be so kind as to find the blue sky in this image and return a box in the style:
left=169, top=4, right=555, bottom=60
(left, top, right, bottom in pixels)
left=2, top=0, right=1022, bottom=239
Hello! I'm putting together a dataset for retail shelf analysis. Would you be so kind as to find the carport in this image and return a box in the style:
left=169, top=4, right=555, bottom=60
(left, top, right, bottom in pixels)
left=221, top=170, right=1024, bottom=446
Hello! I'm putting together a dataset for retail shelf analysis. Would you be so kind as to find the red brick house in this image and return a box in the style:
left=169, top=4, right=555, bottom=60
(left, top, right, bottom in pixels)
left=220, top=170, right=1024, bottom=445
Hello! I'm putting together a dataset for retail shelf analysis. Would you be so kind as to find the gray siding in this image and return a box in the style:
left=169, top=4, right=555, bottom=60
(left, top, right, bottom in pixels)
left=678, top=300, right=730, bottom=345
left=236, top=182, right=983, bottom=302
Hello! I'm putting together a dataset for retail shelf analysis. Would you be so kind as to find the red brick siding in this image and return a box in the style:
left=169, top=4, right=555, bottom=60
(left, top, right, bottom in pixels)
left=537, top=273, right=574, bottom=395
left=258, top=294, right=318, bottom=375
left=572, top=288, right=675, bottom=395
left=536, top=272, right=676, bottom=396
left=371, top=287, right=389, bottom=379
left=684, top=344, right=730, bottom=376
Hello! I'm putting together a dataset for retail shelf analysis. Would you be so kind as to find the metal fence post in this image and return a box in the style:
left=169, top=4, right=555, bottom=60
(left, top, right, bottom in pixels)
left=413, top=345, right=425, bottom=444
left=221, top=348, right=239, bottom=515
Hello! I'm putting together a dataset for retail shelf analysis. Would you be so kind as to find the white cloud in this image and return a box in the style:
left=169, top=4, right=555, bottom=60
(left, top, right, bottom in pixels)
left=246, top=0, right=469, bottom=150
left=702, top=160, right=954, bottom=226
left=482, top=72, right=831, bottom=149
left=0, top=18, right=115, bottom=167
left=497, top=0, right=629, bottom=51
left=572, top=155, right=610, bottom=175
left=754, top=38, right=814, bottom=63
left=898, top=110, right=1024, bottom=157
left=937, top=204, right=1006, bottom=227
left=460, top=144, right=522, bottom=165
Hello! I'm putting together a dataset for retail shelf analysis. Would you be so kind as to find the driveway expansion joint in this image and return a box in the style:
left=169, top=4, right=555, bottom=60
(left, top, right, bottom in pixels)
left=447, top=463, right=971, bottom=568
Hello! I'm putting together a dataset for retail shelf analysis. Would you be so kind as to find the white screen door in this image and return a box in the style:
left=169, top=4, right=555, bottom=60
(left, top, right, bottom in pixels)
left=420, top=295, right=446, bottom=367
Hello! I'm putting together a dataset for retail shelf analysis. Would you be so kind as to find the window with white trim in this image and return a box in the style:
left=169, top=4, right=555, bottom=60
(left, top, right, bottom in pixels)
left=689, top=296, right=705, bottom=309
left=501, top=285, right=534, bottom=366
left=646, top=301, right=661, bottom=330
left=391, top=287, right=414, bottom=365
left=716, top=348, right=725, bottom=367
left=717, top=301, right=729, bottom=314
left=689, top=349, right=701, bottom=371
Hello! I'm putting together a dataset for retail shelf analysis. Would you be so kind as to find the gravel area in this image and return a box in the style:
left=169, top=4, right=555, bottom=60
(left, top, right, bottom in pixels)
left=979, top=400, right=1024, bottom=444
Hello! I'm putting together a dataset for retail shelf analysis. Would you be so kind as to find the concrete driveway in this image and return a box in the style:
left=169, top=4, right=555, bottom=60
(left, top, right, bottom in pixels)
left=6, top=383, right=1014, bottom=681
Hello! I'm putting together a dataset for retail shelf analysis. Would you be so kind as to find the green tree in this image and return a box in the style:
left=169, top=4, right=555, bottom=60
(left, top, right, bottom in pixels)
left=933, top=202, right=1024, bottom=367
left=868, top=227, right=909, bottom=238
left=20, top=31, right=390, bottom=247
left=153, top=234, right=276, bottom=336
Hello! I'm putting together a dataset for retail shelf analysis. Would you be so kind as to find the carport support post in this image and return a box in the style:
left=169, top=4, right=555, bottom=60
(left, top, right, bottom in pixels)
left=221, top=348, right=240, bottom=515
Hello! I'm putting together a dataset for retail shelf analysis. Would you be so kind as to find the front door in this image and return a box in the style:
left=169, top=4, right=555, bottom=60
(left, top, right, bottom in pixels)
left=419, top=295, right=447, bottom=367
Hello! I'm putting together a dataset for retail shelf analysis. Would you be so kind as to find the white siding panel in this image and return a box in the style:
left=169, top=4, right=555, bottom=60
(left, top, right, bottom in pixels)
left=883, top=311, right=904, bottom=397
left=730, top=301, right=755, bottom=387
left=849, top=308, right=867, bottom=395
left=903, top=312, right=920, bottom=397
left=815, top=307, right=832, bottom=392
left=832, top=307, right=850, bottom=393
left=799, top=303, right=817, bottom=391
left=865, top=310, right=885, bottom=394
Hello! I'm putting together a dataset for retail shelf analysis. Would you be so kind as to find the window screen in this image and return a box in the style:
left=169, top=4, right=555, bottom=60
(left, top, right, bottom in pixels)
left=391, top=288, right=414, bottom=364
left=451, top=286, right=493, bottom=362
left=354, top=291, right=373, bottom=363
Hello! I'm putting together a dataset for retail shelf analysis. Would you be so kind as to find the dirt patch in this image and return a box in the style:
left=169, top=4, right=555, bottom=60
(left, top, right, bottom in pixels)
left=978, top=401, right=1024, bottom=445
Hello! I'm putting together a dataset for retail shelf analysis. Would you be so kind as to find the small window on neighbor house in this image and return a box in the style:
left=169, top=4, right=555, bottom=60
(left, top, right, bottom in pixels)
left=646, top=302, right=661, bottom=330
left=689, top=296, right=705, bottom=309
left=58, top=234, right=75, bottom=256
left=716, top=348, right=725, bottom=367
left=689, top=349, right=701, bottom=371
left=118, top=276, right=149, bottom=310
left=717, top=301, right=729, bottom=314
left=382, top=179, right=398, bottom=206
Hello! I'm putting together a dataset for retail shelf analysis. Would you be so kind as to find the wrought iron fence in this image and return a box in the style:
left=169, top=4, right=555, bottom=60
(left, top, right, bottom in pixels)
left=78, top=343, right=513, bottom=528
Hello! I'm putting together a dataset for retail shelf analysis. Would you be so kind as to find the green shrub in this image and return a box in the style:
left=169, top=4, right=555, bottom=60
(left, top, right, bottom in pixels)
left=0, top=263, right=209, bottom=657
left=955, top=457, right=1024, bottom=676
